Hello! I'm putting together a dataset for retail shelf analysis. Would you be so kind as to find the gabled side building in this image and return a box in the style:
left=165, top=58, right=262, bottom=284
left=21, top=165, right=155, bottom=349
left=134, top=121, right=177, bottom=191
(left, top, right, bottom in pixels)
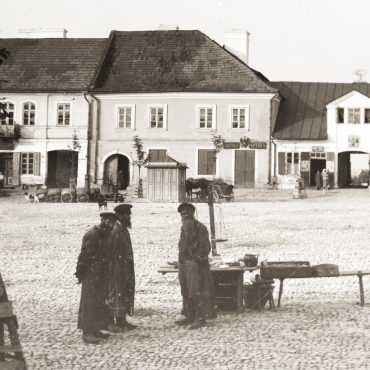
left=271, top=82, right=370, bottom=188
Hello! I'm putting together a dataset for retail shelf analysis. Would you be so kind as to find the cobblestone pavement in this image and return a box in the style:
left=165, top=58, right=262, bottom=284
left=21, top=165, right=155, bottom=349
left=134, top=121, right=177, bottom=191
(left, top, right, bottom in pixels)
left=1, top=189, right=370, bottom=369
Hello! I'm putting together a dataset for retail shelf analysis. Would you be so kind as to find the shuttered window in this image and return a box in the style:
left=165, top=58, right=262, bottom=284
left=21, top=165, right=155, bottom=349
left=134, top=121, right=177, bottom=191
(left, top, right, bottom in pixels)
left=21, top=153, right=40, bottom=175
left=198, top=149, right=216, bottom=175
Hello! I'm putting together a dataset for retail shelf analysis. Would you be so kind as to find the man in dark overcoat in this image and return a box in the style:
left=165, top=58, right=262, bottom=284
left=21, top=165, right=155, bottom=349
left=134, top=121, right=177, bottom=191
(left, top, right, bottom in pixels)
left=106, top=203, right=137, bottom=332
left=75, top=212, right=116, bottom=344
left=175, top=202, right=216, bottom=330
left=315, top=170, right=322, bottom=190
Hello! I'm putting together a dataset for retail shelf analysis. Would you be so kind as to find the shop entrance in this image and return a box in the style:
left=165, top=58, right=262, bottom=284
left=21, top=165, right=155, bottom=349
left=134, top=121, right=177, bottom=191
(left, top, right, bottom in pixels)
left=309, top=159, right=326, bottom=186
left=234, top=150, right=255, bottom=187
left=0, top=153, right=13, bottom=186
left=338, top=151, right=369, bottom=188
left=47, top=150, right=78, bottom=188
left=103, top=154, right=130, bottom=190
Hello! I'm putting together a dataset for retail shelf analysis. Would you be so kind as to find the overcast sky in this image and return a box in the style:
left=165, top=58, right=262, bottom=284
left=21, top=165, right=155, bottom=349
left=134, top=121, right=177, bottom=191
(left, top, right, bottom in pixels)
left=2, top=0, right=370, bottom=83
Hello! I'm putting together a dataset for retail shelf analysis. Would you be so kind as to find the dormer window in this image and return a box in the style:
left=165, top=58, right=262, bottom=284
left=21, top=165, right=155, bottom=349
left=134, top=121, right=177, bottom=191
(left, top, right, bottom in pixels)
left=348, top=108, right=360, bottom=124
left=336, top=108, right=344, bottom=124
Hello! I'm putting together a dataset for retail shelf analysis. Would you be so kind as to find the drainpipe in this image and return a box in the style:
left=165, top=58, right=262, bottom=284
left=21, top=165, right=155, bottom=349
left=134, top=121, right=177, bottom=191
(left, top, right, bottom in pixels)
left=271, top=137, right=277, bottom=177
left=45, top=94, right=50, bottom=186
left=268, top=93, right=279, bottom=184
left=90, top=93, right=99, bottom=184
left=83, top=92, right=93, bottom=192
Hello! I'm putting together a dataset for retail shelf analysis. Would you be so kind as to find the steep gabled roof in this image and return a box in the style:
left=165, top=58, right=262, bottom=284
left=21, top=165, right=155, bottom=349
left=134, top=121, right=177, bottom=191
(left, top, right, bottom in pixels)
left=271, top=82, right=370, bottom=140
left=0, top=38, right=107, bottom=92
left=94, top=30, right=276, bottom=93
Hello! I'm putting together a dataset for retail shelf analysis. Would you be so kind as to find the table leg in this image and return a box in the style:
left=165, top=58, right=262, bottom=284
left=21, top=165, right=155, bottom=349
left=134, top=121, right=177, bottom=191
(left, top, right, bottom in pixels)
left=236, top=273, right=244, bottom=313
left=278, top=279, right=284, bottom=308
left=358, top=274, right=365, bottom=306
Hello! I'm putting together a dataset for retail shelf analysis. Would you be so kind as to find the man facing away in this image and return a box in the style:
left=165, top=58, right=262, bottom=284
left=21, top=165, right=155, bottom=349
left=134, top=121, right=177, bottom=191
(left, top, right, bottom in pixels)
left=175, top=202, right=216, bottom=330
left=75, top=212, right=116, bottom=344
left=106, top=203, right=137, bottom=332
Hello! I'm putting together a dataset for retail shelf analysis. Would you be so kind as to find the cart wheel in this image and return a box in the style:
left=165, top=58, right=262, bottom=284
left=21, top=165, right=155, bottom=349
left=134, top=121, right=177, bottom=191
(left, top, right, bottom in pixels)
left=61, top=192, right=73, bottom=203
left=77, top=193, right=89, bottom=203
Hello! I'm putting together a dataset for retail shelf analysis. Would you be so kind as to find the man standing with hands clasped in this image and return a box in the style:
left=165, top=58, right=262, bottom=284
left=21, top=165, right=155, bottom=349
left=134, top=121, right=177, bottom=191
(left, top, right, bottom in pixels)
left=106, top=204, right=137, bottom=332
left=75, top=212, right=116, bottom=344
left=175, top=202, right=216, bottom=330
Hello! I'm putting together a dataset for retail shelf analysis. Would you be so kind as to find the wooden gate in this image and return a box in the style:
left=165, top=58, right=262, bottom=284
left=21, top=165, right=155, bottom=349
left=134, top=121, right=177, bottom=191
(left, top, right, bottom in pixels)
left=234, top=150, right=255, bottom=187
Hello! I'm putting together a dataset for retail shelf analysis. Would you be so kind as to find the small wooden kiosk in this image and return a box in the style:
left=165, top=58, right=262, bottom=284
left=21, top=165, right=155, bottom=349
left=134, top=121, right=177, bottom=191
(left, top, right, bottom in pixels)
left=147, top=155, right=187, bottom=202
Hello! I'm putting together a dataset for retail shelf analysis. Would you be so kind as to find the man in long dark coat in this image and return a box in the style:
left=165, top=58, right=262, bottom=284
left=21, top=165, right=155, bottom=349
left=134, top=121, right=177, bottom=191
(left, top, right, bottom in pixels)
left=75, top=212, right=116, bottom=344
left=106, top=203, right=137, bottom=332
left=175, top=202, right=216, bottom=330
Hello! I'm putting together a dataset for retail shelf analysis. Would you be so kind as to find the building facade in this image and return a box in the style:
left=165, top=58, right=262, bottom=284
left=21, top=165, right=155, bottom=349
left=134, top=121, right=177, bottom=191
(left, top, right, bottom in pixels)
left=90, top=30, right=278, bottom=193
left=0, top=37, right=106, bottom=188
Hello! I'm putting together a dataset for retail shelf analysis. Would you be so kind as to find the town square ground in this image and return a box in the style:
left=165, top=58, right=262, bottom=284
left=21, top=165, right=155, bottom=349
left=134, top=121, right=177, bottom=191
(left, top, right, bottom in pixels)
left=1, top=189, right=370, bottom=369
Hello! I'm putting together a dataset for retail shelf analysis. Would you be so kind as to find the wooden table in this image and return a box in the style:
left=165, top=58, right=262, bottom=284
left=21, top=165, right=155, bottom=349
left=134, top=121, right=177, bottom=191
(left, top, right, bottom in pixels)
left=276, top=270, right=370, bottom=307
left=158, top=265, right=257, bottom=313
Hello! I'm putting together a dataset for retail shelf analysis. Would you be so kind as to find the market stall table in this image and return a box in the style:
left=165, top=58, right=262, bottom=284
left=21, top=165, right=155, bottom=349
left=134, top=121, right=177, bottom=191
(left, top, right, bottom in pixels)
left=158, top=265, right=258, bottom=313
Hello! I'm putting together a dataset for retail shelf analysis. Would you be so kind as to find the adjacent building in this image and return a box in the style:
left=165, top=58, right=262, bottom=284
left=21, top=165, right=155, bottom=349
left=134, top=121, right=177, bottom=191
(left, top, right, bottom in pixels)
left=271, top=82, right=370, bottom=188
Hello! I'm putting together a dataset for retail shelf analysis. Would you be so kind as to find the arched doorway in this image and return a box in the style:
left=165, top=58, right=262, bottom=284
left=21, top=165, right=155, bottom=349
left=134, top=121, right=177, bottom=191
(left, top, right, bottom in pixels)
left=103, top=154, right=130, bottom=190
left=47, top=150, right=78, bottom=188
left=338, top=151, right=369, bottom=188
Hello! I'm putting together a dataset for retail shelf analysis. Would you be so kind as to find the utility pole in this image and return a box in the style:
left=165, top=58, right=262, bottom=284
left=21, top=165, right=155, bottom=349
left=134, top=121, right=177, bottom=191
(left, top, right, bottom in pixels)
left=207, top=185, right=218, bottom=256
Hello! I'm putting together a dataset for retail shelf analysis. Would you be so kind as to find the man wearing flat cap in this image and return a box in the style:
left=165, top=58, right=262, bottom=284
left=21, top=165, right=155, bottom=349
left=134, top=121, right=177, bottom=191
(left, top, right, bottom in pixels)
left=106, top=203, right=137, bottom=332
left=176, top=202, right=216, bottom=329
left=75, top=212, right=116, bottom=344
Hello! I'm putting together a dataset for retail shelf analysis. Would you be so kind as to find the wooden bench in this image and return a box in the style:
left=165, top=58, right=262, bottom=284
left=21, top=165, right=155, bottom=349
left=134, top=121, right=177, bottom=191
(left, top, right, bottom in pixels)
left=276, top=270, right=370, bottom=307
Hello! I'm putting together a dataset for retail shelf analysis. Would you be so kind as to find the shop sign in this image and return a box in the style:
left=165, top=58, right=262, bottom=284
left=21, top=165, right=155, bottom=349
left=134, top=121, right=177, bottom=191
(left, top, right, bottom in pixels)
left=223, top=142, right=240, bottom=149
left=348, top=135, right=360, bottom=148
left=312, top=146, right=325, bottom=152
left=223, top=137, right=267, bottom=150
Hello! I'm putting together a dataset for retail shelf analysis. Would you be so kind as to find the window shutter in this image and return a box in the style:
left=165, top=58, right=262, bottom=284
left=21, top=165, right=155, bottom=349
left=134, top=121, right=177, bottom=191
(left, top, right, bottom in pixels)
left=158, top=149, right=166, bottom=161
left=149, top=149, right=158, bottom=162
left=207, top=150, right=216, bottom=175
left=13, top=152, right=21, bottom=186
left=34, top=152, right=40, bottom=175
left=278, top=152, right=286, bottom=175
left=198, top=150, right=207, bottom=175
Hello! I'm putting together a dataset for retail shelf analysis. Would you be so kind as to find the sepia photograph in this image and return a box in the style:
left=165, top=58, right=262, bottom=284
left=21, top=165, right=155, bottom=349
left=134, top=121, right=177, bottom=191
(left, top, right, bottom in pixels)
left=1, top=0, right=370, bottom=369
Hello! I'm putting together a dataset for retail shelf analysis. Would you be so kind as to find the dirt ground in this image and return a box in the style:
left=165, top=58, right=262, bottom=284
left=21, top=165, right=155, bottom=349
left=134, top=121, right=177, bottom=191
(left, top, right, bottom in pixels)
left=1, top=189, right=370, bottom=369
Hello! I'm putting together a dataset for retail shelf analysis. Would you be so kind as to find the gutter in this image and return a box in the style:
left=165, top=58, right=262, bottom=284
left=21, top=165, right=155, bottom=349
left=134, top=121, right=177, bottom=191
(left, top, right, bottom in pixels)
left=91, top=93, right=99, bottom=184
left=268, top=92, right=280, bottom=184
left=83, top=93, right=94, bottom=191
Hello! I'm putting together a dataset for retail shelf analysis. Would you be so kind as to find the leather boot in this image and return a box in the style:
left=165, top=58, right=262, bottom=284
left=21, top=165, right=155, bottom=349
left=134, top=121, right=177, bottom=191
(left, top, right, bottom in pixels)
left=189, top=318, right=205, bottom=330
left=82, top=333, right=101, bottom=344
left=107, top=323, right=121, bottom=333
left=93, top=331, right=110, bottom=339
left=174, top=317, right=193, bottom=326
left=116, top=316, right=138, bottom=330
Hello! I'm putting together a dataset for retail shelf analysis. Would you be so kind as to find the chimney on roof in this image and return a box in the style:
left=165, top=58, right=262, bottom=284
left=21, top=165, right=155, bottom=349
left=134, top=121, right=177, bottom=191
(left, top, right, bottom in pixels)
left=17, top=28, right=68, bottom=38
left=157, top=24, right=179, bottom=30
left=353, top=69, right=367, bottom=83
left=223, top=29, right=250, bottom=65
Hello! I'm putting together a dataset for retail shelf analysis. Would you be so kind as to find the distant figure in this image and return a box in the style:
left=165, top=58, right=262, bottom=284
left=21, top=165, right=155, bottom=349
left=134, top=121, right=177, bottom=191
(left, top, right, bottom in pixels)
left=117, top=169, right=125, bottom=190
left=315, top=170, right=322, bottom=190
left=322, top=169, right=329, bottom=194
left=0, top=171, right=4, bottom=189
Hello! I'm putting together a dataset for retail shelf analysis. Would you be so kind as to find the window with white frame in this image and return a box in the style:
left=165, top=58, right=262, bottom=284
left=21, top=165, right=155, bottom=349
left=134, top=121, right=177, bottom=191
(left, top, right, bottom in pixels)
left=286, top=152, right=299, bottom=175
left=0, top=102, right=14, bottom=125
left=149, top=106, right=166, bottom=129
left=23, top=102, right=36, bottom=126
left=198, top=106, right=215, bottom=129
left=348, top=108, right=361, bottom=124
left=57, top=103, right=71, bottom=126
left=117, top=106, right=134, bottom=129
left=22, top=153, right=34, bottom=174
left=231, top=106, right=249, bottom=129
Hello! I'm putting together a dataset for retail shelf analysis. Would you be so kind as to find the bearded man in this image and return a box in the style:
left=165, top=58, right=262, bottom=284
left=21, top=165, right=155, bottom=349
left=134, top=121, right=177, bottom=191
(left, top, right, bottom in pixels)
left=175, top=202, right=216, bottom=330
left=106, top=203, right=137, bottom=332
left=75, top=212, right=116, bottom=344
